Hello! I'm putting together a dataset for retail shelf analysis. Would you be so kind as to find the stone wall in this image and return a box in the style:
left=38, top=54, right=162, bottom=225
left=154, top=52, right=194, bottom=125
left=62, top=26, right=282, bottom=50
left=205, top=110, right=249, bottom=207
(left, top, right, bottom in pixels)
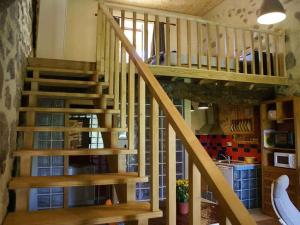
left=0, top=0, right=32, bottom=223
left=203, top=0, right=300, bottom=96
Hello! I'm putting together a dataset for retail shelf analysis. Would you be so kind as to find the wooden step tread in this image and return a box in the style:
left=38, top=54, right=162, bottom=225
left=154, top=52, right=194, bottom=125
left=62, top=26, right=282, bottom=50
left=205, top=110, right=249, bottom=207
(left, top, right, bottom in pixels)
left=22, top=91, right=113, bottom=99
left=17, top=127, right=127, bottom=132
left=24, top=78, right=109, bottom=88
left=9, top=173, right=148, bottom=189
left=4, top=202, right=162, bottom=225
left=27, top=66, right=95, bottom=75
left=19, top=107, right=120, bottom=114
left=13, top=148, right=137, bottom=157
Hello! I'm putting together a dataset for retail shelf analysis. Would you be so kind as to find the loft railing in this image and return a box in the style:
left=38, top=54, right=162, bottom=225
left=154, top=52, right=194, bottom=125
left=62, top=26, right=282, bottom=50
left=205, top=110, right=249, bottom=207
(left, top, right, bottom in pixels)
left=97, top=2, right=257, bottom=225
left=103, top=2, right=286, bottom=79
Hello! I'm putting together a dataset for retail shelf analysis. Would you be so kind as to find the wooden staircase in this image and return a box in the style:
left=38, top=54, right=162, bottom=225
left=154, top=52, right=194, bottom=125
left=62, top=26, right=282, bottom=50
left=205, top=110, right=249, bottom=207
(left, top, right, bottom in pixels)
left=4, top=2, right=258, bottom=225
left=4, top=58, right=162, bottom=225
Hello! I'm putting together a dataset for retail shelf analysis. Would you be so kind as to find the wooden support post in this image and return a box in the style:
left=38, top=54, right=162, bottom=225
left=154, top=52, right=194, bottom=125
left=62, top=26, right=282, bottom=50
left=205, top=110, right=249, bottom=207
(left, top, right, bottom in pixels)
left=197, top=23, right=203, bottom=69
left=234, top=29, right=239, bottom=73
left=225, top=27, right=230, bottom=72
left=128, top=59, right=135, bottom=150
left=138, top=75, right=146, bottom=177
left=109, top=28, right=115, bottom=94
left=166, top=17, right=171, bottom=66
left=166, top=123, right=176, bottom=225
left=144, top=14, right=148, bottom=61
left=104, top=19, right=111, bottom=82
left=266, top=33, right=271, bottom=76
left=151, top=96, right=159, bottom=212
left=120, top=10, right=127, bottom=129
left=242, top=30, right=247, bottom=74
left=96, top=7, right=103, bottom=75
left=114, top=36, right=120, bottom=110
left=258, top=32, right=264, bottom=75
left=188, top=158, right=201, bottom=225
left=250, top=31, right=256, bottom=75
left=206, top=23, right=211, bottom=70
left=177, top=18, right=181, bottom=66
left=187, top=20, right=192, bottom=68
left=216, top=25, right=221, bottom=71
left=155, top=15, right=160, bottom=65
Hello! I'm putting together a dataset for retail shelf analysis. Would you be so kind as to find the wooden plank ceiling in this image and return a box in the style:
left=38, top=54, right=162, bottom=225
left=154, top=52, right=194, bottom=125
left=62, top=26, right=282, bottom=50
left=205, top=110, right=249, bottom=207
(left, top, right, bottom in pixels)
left=105, top=0, right=224, bottom=16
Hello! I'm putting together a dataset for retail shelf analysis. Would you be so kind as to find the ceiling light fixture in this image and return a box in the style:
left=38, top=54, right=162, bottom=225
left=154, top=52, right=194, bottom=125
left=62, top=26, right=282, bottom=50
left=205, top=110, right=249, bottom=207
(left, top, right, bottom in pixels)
left=198, top=103, right=209, bottom=110
left=257, top=0, right=286, bottom=25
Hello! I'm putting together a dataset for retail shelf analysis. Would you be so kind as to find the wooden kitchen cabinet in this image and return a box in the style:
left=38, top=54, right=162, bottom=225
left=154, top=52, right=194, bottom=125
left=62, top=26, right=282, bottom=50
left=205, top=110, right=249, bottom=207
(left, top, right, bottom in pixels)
left=260, top=97, right=300, bottom=217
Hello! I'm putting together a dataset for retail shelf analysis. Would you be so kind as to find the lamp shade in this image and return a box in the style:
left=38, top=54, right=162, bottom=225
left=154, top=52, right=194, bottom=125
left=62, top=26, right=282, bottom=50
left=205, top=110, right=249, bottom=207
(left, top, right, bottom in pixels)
left=257, top=0, right=286, bottom=25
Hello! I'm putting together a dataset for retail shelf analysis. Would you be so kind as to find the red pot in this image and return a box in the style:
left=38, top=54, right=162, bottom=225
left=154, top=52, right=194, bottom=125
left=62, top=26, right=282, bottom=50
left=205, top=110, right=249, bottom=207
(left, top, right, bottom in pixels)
left=178, top=202, right=189, bottom=215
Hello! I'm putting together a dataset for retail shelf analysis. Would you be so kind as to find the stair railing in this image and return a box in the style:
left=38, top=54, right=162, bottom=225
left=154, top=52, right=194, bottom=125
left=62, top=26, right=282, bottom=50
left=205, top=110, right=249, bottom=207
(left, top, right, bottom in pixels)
left=97, top=2, right=257, bottom=225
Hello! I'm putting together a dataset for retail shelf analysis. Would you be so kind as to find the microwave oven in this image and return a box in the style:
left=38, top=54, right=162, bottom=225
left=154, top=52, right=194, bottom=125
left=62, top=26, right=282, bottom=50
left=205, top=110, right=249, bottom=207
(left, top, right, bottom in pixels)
left=264, top=130, right=295, bottom=148
left=274, top=152, right=296, bottom=169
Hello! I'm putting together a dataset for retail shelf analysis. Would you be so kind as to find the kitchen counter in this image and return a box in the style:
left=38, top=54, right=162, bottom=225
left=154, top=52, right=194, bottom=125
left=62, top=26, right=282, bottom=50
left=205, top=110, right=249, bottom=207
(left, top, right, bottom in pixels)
left=202, top=162, right=261, bottom=209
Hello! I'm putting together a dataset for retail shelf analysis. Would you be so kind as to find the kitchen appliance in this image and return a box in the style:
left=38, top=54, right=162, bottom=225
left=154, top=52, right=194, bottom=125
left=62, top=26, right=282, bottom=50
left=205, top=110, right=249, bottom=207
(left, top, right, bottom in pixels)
left=274, top=152, right=296, bottom=169
left=264, top=130, right=295, bottom=148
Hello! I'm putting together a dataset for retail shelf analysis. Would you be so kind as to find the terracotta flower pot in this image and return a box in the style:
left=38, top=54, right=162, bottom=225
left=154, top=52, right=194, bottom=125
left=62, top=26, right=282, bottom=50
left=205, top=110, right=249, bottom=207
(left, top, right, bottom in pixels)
left=178, top=202, right=189, bottom=215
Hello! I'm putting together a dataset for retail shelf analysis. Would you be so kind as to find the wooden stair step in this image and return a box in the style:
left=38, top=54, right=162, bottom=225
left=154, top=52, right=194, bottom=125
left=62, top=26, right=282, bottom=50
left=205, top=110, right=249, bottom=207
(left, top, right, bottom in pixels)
left=17, top=126, right=127, bottom=132
left=19, top=107, right=120, bottom=114
left=13, top=148, right=137, bottom=157
left=24, top=78, right=109, bottom=88
left=4, top=202, right=162, bottom=225
left=27, top=66, right=95, bottom=76
left=9, top=173, right=148, bottom=189
left=22, top=91, right=113, bottom=100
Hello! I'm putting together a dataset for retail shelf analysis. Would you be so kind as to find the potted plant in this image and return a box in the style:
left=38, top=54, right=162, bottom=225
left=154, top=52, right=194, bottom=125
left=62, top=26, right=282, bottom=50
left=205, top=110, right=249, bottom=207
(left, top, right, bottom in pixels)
left=176, top=179, right=189, bottom=215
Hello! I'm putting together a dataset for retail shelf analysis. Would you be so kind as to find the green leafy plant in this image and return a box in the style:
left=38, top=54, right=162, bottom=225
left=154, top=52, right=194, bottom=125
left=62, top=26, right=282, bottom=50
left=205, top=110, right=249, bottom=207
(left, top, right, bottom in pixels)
left=176, top=179, right=189, bottom=203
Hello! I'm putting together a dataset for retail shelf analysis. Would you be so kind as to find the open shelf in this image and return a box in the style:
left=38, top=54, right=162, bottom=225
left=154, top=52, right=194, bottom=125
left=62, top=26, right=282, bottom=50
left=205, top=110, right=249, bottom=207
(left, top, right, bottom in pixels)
left=263, top=147, right=296, bottom=152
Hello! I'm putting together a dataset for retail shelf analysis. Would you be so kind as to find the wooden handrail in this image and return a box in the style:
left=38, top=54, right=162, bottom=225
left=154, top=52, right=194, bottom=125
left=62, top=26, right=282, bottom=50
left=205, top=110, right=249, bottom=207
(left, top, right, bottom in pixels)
left=100, top=3, right=256, bottom=225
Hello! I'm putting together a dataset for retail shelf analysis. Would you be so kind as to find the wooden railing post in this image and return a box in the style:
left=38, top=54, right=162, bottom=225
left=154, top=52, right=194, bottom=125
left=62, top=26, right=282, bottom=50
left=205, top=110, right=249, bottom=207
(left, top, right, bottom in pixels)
left=258, top=32, right=264, bottom=75
left=188, top=158, right=201, bottom=225
left=177, top=18, right=181, bottom=66
left=206, top=23, right=211, bottom=70
left=166, top=17, right=171, bottom=66
left=233, top=29, right=239, bottom=73
left=104, top=17, right=111, bottom=82
left=96, top=6, right=103, bottom=75
left=144, top=13, right=148, bottom=61
left=166, top=122, right=176, bottom=225
left=151, top=96, right=159, bottom=212
left=138, top=75, right=146, bottom=177
left=197, top=22, right=203, bottom=69
left=113, top=36, right=120, bottom=110
left=187, top=20, right=192, bottom=68
left=155, top=15, right=160, bottom=65
left=109, top=26, right=115, bottom=95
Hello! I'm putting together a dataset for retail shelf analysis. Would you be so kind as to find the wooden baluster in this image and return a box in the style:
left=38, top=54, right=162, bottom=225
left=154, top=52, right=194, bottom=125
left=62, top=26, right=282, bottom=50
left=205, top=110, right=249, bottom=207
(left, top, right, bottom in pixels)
left=166, top=122, right=176, bottom=225
left=233, top=29, right=239, bottom=73
left=138, top=74, right=146, bottom=177
left=96, top=6, right=103, bottom=75
left=282, top=32, right=287, bottom=77
left=166, top=17, right=171, bottom=66
left=100, top=13, right=106, bottom=75
left=144, top=13, right=148, bottom=61
left=155, top=15, right=160, bottom=65
left=109, top=27, right=115, bottom=95
left=242, top=30, right=247, bottom=74
left=114, top=36, right=120, bottom=110
left=216, top=25, right=221, bottom=71
left=189, top=158, right=201, bottom=225
left=250, top=31, right=256, bottom=75
left=266, top=33, right=271, bottom=76
left=206, top=23, right=211, bottom=70
left=151, top=96, right=159, bottom=211
left=197, top=22, right=203, bottom=69
left=104, top=18, right=111, bottom=82
left=258, top=32, right=264, bottom=75
left=187, top=20, right=192, bottom=68
left=128, top=62, right=135, bottom=149
left=177, top=18, right=181, bottom=66
left=274, top=34, right=279, bottom=76
left=120, top=10, right=127, bottom=129
left=225, top=27, right=230, bottom=72
left=133, top=12, right=137, bottom=48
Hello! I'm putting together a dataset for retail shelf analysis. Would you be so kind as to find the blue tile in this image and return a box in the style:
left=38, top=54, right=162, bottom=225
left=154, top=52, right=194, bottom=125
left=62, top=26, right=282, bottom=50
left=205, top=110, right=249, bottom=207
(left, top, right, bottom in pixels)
left=249, top=179, right=257, bottom=189
left=241, top=190, right=250, bottom=200
left=233, top=170, right=241, bottom=179
left=241, top=170, right=249, bottom=179
left=242, top=180, right=249, bottom=189
left=250, top=189, right=257, bottom=199
left=234, top=180, right=241, bottom=190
